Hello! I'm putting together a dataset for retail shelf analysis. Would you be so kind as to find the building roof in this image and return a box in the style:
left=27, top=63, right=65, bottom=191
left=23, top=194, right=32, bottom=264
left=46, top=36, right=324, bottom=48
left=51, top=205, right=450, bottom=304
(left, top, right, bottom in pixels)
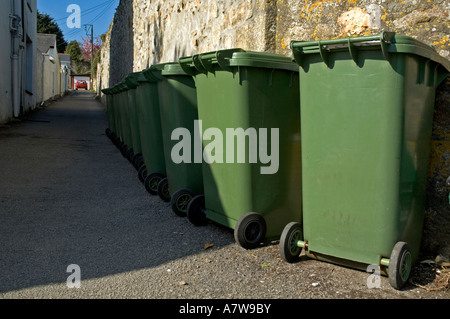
left=37, top=34, right=57, bottom=54
left=58, top=53, right=71, bottom=64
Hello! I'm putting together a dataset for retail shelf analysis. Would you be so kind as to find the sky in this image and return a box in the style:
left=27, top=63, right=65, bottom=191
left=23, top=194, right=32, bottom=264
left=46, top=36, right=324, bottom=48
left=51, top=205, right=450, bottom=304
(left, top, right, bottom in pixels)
left=37, top=0, right=119, bottom=45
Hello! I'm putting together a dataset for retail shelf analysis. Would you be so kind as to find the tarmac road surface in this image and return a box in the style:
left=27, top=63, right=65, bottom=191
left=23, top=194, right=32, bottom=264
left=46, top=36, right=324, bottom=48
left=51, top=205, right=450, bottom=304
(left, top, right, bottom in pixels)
left=0, top=91, right=448, bottom=305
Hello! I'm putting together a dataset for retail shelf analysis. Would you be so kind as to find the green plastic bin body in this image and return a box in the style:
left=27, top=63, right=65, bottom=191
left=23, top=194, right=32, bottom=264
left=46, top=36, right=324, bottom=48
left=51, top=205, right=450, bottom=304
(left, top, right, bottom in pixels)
left=156, top=63, right=204, bottom=196
left=115, top=87, right=125, bottom=143
left=125, top=72, right=143, bottom=156
left=180, top=49, right=302, bottom=241
left=102, top=88, right=116, bottom=135
left=135, top=66, right=166, bottom=176
left=109, top=86, right=122, bottom=142
left=109, top=86, right=121, bottom=142
left=117, top=82, right=133, bottom=149
left=291, top=33, right=450, bottom=271
left=122, top=84, right=134, bottom=152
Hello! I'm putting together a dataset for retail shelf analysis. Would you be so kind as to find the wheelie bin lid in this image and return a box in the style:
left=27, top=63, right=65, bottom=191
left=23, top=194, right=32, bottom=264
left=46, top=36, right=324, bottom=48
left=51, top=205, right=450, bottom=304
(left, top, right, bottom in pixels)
left=124, top=72, right=141, bottom=89
left=178, top=48, right=299, bottom=76
left=141, top=63, right=166, bottom=83
left=136, top=71, right=149, bottom=83
left=291, top=32, right=450, bottom=83
left=161, top=62, right=190, bottom=76
left=116, top=81, right=128, bottom=93
left=111, top=86, right=119, bottom=94
left=109, top=83, right=121, bottom=94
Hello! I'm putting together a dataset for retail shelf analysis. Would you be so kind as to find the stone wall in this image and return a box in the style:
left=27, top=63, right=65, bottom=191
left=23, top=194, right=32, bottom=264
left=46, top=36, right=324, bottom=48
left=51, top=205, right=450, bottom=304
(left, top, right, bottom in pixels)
left=96, top=0, right=277, bottom=90
left=96, top=0, right=450, bottom=88
left=275, top=0, right=450, bottom=57
left=95, top=0, right=450, bottom=260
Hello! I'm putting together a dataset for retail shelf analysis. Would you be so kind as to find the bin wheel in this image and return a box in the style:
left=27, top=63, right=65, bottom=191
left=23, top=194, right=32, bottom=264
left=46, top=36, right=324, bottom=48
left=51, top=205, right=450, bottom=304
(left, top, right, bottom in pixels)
left=157, top=178, right=171, bottom=202
left=120, top=143, right=128, bottom=157
left=126, top=148, right=134, bottom=162
left=187, top=195, right=207, bottom=226
left=138, top=165, right=147, bottom=184
left=105, top=128, right=112, bottom=138
left=110, top=134, right=118, bottom=145
left=132, top=153, right=144, bottom=170
left=279, top=222, right=303, bottom=263
left=388, top=241, right=412, bottom=290
left=234, top=212, right=267, bottom=250
left=144, top=172, right=165, bottom=195
left=171, top=189, right=195, bottom=217
left=133, top=153, right=144, bottom=170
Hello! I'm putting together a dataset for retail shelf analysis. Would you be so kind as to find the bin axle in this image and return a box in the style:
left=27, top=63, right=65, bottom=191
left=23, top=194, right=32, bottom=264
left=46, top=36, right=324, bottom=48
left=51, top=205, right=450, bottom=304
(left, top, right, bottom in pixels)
left=296, top=240, right=308, bottom=249
left=293, top=240, right=391, bottom=268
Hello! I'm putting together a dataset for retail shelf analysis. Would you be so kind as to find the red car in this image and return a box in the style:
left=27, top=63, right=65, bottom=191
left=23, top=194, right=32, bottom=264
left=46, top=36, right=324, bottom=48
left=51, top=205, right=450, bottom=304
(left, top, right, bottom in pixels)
left=76, top=80, right=88, bottom=90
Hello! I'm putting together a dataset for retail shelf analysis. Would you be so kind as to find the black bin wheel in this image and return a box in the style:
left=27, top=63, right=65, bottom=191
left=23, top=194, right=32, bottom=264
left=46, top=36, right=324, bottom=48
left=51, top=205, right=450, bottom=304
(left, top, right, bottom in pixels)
left=157, top=178, right=171, bottom=202
left=144, top=172, right=165, bottom=195
left=187, top=195, right=207, bottom=226
left=137, top=165, right=147, bottom=184
left=110, top=134, right=118, bottom=145
left=132, top=153, right=144, bottom=170
left=279, top=222, right=303, bottom=263
left=126, top=148, right=134, bottom=162
left=171, top=189, right=195, bottom=217
left=119, top=142, right=127, bottom=156
left=388, top=241, right=412, bottom=290
left=234, top=212, right=267, bottom=250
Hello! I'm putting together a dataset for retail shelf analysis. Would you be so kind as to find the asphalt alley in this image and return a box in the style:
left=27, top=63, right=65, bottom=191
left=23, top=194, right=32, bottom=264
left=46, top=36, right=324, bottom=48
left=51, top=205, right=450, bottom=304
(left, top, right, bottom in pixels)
left=0, top=91, right=233, bottom=297
left=0, top=91, right=448, bottom=301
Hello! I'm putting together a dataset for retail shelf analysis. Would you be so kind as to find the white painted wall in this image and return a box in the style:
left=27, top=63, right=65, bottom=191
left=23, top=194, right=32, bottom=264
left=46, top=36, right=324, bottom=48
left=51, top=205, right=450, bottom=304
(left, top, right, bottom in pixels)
left=36, top=34, right=61, bottom=105
left=0, top=0, right=37, bottom=124
left=0, top=1, right=14, bottom=123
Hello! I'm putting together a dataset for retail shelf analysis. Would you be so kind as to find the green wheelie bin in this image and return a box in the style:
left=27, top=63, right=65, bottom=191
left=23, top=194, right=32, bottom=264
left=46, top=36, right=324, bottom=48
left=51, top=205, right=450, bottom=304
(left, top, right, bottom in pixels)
left=116, top=80, right=133, bottom=158
left=279, top=32, right=450, bottom=290
left=152, top=62, right=204, bottom=215
left=135, top=65, right=167, bottom=195
left=107, top=86, right=120, bottom=146
left=102, top=88, right=117, bottom=142
left=179, top=49, right=302, bottom=249
left=124, top=72, right=145, bottom=169
left=111, top=84, right=123, bottom=149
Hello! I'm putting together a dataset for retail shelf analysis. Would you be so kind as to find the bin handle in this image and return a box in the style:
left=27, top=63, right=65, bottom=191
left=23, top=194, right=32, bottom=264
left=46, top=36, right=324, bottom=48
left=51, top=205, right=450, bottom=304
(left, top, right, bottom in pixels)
left=436, top=62, right=449, bottom=87
left=193, top=55, right=208, bottom=74
left=142, top=68, right=163, bottom=82
left=292, top=32, right=396, bottom=69
left=347, top=37, right=358, bottom=65
left=178, top=57, right=198, bottom=76
left=380, top=32, right=391, bottom=61
left=318, top=40, right=330, bottom=68
left=216, top=49, right=244, bottom=71
left=198, top=52, right=216, bottom=73
left=197, top=49, right=245, bottom=74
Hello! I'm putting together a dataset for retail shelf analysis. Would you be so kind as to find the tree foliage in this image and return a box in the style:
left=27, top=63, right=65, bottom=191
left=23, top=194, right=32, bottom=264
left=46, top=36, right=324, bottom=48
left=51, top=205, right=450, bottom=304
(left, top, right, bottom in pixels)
left=65, top=41, right=89, bottom=74
left=37, top=10, right=68, bottom=53
left=79, top=36, right=102, bottom=63
left=65, top=37, right=103, bottom=75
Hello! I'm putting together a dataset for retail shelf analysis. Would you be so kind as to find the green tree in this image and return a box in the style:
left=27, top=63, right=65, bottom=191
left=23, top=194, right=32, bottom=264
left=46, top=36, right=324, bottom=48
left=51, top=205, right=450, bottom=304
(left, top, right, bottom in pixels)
left=91, top=47, right=101, bottom=79
left=65, top=41, right=90, bottom=74
left=37, top=10, right=68, bottom=53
